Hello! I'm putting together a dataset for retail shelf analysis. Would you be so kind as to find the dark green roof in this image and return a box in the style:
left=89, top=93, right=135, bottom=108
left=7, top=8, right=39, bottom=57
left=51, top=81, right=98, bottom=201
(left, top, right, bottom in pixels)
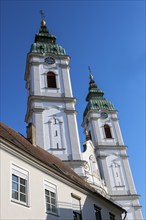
left=30, top=20, right=66, bottom=55
left=83, top=75, right=116, bottom=118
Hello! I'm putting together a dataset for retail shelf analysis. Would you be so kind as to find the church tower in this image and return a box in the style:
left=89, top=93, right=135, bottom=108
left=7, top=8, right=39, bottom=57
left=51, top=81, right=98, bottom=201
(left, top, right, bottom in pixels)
left=24, top=17, right=143, bottom=219
left=82, top=72, right=143, bottom=219
left=24, top=19, right=84, bottom=175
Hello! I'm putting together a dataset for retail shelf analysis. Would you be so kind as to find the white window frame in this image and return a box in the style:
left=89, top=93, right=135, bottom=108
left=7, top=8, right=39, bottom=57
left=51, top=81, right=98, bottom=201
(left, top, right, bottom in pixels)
left=44, top=180, right=58, bottom=215
left=11, top=164, right=29, bottom=206
left=71, top=193, right=82, bottom=220
left=44, top=71, right=59, bottom=89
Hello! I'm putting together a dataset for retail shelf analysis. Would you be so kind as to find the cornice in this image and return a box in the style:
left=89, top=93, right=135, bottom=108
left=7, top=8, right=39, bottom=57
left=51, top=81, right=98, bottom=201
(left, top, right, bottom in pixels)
left=97, top=155, right=108, bottom=159
left=111, top=117, right=119, bottom=121
left=32, top=107, right=44, bottom=113
left=58, top=63, right=70, bottom=69
left=25, top=95, right=77, bottom=122
left=25, top=106, right=44, bottom=122
left=64, top=109, right=77, bottom=115
left=29, top=61, right=40, bottom=66
left=27, top=52, right=70, bottom=61
left=28, top=95, right=76, bottom=104
left=83, top=109, right=117, bottom=122
left=95, top=145, right=128, bottom=150
left=111, top=194, right=141, bottom=201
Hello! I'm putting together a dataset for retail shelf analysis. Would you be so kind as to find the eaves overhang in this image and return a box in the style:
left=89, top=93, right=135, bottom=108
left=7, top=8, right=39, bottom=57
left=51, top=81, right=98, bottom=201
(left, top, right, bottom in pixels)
left=0, top=122, right=125, bottom=214
left=0, top=138, right=125, bottom=213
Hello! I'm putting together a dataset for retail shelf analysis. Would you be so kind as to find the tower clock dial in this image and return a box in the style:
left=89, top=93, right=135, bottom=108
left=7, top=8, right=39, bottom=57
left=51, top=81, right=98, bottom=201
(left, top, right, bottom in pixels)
left=101, top=112, right=108, bottom=119
left=45, top=57, right=55, bottom=64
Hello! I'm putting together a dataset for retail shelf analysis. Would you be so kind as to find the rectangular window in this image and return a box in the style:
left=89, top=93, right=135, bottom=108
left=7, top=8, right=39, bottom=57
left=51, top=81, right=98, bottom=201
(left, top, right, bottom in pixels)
left=94, top=205, right=102, bottom=220
left=73, top=211, right=82, bottom=220
left=44, top=181, right=57, bottom=215
left=109, top=213, right=115, bottom=220
left=11, top=164, right=28, bottom=205
left=71, top=193, right=82, bottom=220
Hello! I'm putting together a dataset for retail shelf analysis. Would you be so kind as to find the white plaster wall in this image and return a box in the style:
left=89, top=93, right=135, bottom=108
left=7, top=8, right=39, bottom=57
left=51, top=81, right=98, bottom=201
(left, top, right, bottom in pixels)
left=0, top=146, right=124, bottom=220
left=96, top=149, right=132, bottom=194
left=106, top=154, right=126, bottom=191
left=95, top=147, right=143, bottom=219
left=43, top=106, right=71, bottom=159
left=26, top=55, right=73, bottom=98
left=40, top=63, right=64, bottom=95
left=117, top=199, right=143, bottom=220
left=25, top=54, right=81, bottom=161
left=83, top=111, right=124, bottom=146
left=31, top=56, right=72, bottom=97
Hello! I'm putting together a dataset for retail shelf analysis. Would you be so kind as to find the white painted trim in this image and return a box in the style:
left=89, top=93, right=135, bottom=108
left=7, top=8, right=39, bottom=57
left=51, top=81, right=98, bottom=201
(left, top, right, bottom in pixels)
left=43, top=179, right=59, bottom=216
left=10, top=162, right=30, bottom=207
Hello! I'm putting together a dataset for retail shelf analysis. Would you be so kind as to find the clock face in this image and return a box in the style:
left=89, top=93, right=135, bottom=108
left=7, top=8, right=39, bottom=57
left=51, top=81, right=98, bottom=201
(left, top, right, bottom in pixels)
left=101, top=112, right=108, bottom=119
left=45, top=57, right=55, bottom=64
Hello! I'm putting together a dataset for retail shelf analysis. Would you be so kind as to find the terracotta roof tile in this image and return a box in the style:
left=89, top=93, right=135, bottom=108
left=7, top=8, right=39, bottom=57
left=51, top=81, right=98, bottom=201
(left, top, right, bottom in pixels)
left=0, top=122, right=124, bottom=211
left=0, top=122, right=93, bottom=189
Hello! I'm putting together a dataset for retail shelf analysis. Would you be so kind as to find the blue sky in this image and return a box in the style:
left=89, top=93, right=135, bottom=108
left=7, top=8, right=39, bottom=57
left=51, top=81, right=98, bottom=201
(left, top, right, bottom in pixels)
left=1, top=0, right=145, bottom=217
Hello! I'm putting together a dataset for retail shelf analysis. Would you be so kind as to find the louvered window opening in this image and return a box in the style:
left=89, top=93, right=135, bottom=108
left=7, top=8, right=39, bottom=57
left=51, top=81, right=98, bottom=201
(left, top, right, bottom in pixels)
left=47, top=72, right=57, bottom=88
left=104, top=125, right=112, bottom=138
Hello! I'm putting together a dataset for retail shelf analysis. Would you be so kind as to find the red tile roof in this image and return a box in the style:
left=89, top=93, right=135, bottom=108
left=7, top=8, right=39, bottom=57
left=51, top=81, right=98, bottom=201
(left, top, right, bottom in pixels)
left=0, top=122, right=124, bottom=211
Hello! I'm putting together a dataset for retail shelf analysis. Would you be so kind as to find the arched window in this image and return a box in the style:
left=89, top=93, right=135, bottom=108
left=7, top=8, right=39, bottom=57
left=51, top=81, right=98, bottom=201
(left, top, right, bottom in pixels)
left=47, top=72, right=57, bottom=88
left=104, top=124, right=112, bottom=138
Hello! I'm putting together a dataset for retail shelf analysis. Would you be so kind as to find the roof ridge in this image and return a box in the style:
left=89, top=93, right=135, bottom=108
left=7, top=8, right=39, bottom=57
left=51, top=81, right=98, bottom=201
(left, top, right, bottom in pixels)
left=0, top=121, right=125, bottom=210
left=0, top=121, right=83, bottom=181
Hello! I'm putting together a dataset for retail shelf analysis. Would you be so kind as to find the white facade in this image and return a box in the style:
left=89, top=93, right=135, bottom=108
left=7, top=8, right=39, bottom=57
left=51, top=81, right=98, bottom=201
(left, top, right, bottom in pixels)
left=25, top=55, right=80, bottom=159
left=24, top=53, right=84, bottom=176
left=16, top=19, right=143, bottom=219
left=0, top=127, right=125, bottom=220
left=82, top=111, right=124, bottom=146
left=82, top=139, right=109, bottom=197
left=82, top=91, right=143, bottom=219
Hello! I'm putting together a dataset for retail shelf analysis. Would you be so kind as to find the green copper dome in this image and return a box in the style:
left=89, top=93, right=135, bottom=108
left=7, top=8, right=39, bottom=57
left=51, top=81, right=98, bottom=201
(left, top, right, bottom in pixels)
left=30, top=20, right=66, bottom=55
left=83, top=74, right=116, bottom=118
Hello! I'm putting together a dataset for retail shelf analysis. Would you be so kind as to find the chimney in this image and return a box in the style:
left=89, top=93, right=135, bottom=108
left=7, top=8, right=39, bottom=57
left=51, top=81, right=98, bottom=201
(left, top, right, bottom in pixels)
left=26, top=123, right=36, bottom=146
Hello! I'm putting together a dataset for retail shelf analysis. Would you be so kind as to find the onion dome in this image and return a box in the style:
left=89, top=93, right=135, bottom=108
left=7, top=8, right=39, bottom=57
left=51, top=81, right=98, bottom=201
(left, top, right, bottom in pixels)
left=83, top=73, right=116, bottom=118
left=30, top=19, right=66, bottom=55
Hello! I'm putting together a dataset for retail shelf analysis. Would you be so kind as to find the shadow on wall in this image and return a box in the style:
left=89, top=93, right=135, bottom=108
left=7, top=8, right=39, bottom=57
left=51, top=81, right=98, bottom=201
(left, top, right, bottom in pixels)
left=46, top=195, right=124, bottom=220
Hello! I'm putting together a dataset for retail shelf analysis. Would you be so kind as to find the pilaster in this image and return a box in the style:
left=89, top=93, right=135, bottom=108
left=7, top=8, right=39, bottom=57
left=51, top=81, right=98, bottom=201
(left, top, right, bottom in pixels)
left=82, top=74, right=143, bottom=219
left=66, top=111, right=81, bottom=160
left=33, top=108, right=45, bottom=149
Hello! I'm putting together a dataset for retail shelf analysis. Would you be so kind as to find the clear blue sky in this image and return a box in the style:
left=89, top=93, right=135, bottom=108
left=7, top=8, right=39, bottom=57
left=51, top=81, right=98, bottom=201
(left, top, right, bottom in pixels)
left=0, top=0, right=145, bottom=218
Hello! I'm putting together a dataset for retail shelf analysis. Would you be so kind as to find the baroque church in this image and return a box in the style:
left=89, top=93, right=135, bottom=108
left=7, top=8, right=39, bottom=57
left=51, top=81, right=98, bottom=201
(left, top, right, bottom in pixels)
left=0, top=18, right=143, bottom=220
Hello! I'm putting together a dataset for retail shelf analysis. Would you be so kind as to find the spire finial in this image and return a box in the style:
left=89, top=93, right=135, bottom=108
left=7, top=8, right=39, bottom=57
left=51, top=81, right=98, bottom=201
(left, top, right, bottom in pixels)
left=40, top=10, right=45, bottom=20
left=88, top=66, right=93, bottom=80
left=40, top=10, right=46, bottom=26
